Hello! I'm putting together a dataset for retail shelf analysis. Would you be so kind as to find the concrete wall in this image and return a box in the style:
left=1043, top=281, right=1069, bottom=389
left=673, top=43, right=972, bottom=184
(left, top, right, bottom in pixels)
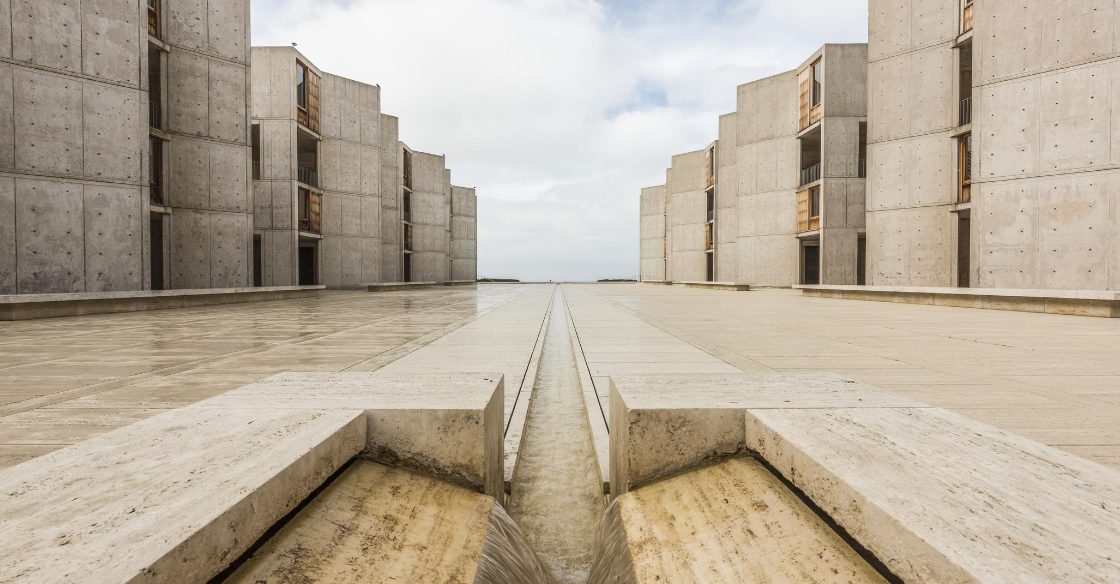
left=166, top=0, right=253, bottom=289
left=380, top=116, right=401, bottom=283
left=450, top=186, right=477, bottom=281
left=0, top=1, right=148, bottom=294
left=716, top=115, right=738, bottom=282
left=668, top=148, right=710, bottom=283
left=971, top=0, right=1120, bottom=291
left=410, top=151, right=451, bottom=283
left=250, top=46, right=314, bottom=287
left=866, top=0, right=958, bottom=286
left=639, top=185, right=667, bottom=282
left=318, top=74, right=381, bottom=288
left=817, top=44, right=868, bottom=285
left=733, top=72, right=801, bottom=287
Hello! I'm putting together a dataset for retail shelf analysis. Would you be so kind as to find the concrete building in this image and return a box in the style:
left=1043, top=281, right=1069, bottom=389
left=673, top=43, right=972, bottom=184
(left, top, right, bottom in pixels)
left=643, top=45, right=867, bottom=287
left=0, top=0, right=252, bottom=294
left=251, top=48, right=472, bottom=287
left=639, top=185, right=667, bottom=282
left=866, top=0, right=1120, bottom=292
left=451, top=186, right=479, bottom=282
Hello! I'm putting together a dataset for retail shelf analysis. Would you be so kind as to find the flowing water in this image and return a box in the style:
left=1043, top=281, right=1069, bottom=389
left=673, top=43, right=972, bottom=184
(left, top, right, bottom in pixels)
left=507, top=287, right=607, bottom=584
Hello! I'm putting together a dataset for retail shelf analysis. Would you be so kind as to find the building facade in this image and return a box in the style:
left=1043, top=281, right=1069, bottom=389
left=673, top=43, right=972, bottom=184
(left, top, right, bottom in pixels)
left=1, top=0, right=252, bottom=294
left=642, top=44, right=868, bottom=287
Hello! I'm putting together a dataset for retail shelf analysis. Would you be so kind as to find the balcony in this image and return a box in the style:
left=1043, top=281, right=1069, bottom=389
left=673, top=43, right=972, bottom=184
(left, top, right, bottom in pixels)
left=959, top=97, right=972, bottom=126
left=297, top=166, right=318, bottom=188
left=800, top=163, right=821, bottom=186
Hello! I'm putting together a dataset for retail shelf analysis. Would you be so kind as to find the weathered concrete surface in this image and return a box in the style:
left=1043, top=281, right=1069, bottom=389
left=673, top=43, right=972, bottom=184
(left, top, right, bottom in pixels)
left=798, top=284, right=1120, bottom=317
left=639, top=184, right=667, bottom=282
left=226, top=460, right=548, bottom=584
left=609, top=373, right=923, bottom=496
left=570, top=284, right=1120, bottom=469
left=367, top=281, right=437, bottom=292
left=0, top=406, right=365, bottom=584
left=749, top=406, right=1120, bottom=583
left=667, top=147, right=712, bottom=283
left=451, top=185, right=478, bottom=283
left=0, top=286, right=324, bottom=320
left=587, top=457, right=887, bottom=584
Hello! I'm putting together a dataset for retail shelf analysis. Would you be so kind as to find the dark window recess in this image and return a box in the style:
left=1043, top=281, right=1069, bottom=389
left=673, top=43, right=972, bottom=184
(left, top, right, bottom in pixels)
left=298, top=246, right=316, bottom=286
left=858, top=122, right=867, bottom=178
left=857, top=238, right=867, bottom=286
left=404, top=224, right=413, bottom=252
left=296, top=63, right=307, bottom=110
left=403, top=192, right=411, bottom=223
left=706, top=191, right=714, bottom=223
left=403, top=253, right=412, bottom=282
left=253, top=236, right=262, bottom=287
left=958, top=216, right=971, bottom=288
left=403, top=149, right=413, bottom=190
left=150, top=216, right=164, bottom=290
left=148, top=47, right=161, bottom=130
left=149, top=137, right=163, bottom=205
left=803, top=245, right=820, bottom=285
left=251, top=124, right=261, bottom=180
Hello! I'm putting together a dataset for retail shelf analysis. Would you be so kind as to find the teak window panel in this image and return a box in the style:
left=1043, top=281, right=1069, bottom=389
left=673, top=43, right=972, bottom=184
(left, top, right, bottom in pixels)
left=705, top=148, right=715, bottom=189
left=962, top=0, right=974, bottom=33
left=298, top=188, right=322, bottom=234
left=797, top=188, right=821, bottom=232
left=958, top=133, right=972, bottom=203
left=295, top=62, right=320, bottom=133
left=147, top=0, right=160, bottom=37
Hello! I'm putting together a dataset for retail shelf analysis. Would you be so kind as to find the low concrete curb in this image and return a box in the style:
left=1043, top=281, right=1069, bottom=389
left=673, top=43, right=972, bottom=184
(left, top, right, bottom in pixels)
left=0, top=286, right=324, bottom=320
left=797, top=284, right=1120, bottom=318
left=679, top=281, right=751, bottom=291
left=366, top=282, right=438, bottom=292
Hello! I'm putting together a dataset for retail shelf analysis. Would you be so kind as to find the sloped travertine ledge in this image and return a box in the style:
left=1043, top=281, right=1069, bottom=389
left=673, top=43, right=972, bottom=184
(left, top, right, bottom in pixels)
left=609, top=373, right=1120, bottom=584
left=796, top=284, right=1120, bottom=317
left=679, top=281, right=750, bottom=291
left=0, top=373, right=504, bottom=584
left=0, top=286, right=325, bottom=320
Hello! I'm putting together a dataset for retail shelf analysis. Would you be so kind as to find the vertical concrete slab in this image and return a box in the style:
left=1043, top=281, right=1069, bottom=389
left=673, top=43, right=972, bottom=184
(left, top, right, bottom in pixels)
left=169, top=138, right=210, bottom=210
left=169, top=51, right=209, bottom=137
left=168, top=0, right=207, bottom=52
left=82, top=82, right=141, bottom=181
left=15, top=179, right=85, bottom=293
left=208, top=60, right=247, bottom=143
left=321, top=236, right=342, bottom=288
left=341, top=238, right=362, bottom=287
left=14, top=69, right=83, bottom=175
left=83, top=184, right=142, bottom=292
left=171, top=209, right=211, bottom=288
left=0, top=177, right=15, bottom=294
left=210, top=212, right=248, bottom=288
left=11, top=0, right=81, bottom=72
left=0, top=0, right=11, bottom=60
left=80, top=0, right=140, bottom=86
left=208, top=0, right=248, bottom=62
left=0, top=64, right=15, bottom=170
left=209, top=142, right=248, bottom=212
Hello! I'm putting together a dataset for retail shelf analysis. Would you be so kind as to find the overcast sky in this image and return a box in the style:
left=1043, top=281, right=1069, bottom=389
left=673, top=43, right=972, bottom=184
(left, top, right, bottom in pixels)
left=251, top=0, right=868, bottom=281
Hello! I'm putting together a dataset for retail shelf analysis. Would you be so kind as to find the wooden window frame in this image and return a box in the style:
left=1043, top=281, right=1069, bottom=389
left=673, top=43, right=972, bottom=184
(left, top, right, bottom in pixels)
left=962, top=0, right=974, bottom=34
left=797, top=187, right=822, bottom=233
left=958, top=133, right=972, bottom=203
left=147, top=0, right=160, bottom=38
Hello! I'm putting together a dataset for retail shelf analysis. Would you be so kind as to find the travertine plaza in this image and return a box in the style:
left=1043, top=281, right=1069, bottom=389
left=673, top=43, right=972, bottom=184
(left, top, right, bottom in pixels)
left=2, top=1, right=1120, bottom=584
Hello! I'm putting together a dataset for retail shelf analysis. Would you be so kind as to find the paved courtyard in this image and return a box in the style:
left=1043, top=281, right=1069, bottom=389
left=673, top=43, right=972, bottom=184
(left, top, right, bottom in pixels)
left=2, top=283, right=1119, bottom=471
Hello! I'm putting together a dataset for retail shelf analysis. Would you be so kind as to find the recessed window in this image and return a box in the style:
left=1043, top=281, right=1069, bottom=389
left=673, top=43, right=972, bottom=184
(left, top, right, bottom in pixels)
left=811, top=60, right=823, bottom=107
left=809, top=186, right=820, bottom=218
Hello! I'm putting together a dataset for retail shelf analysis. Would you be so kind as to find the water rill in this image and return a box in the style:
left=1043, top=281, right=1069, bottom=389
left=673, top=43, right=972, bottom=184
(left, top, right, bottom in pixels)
left=508, top=287, right=607, bottom=583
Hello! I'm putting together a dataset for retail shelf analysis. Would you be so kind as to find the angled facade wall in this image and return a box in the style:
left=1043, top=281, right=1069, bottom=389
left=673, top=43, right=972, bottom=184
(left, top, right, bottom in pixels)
left=668, top=147, right=713, bottom=283
left=639, top=184, right=667, bottom=282
left=380, top=115, right=402, bottom=283
left=409, top=150, right=451, bottom=283
left=451, top=186, right=478, bottom=282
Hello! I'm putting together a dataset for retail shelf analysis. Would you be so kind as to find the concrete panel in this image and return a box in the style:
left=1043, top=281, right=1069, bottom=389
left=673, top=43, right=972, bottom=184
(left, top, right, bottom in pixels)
left=171, top=209, right=210, bottom=289
left=341, top=237, right=362, bottom=288
left=360, top=84, right=380, bottom=146
left=265, top=230, right=294, bottom=286
left=737, top=73, right=798, bottom=145
left=210, top=212, right=249, bottom=288
left=168, top=0, right=207, bottom=52
left=341, top=194, right=360, bottom=236
left=867, top=139, right=907, bottom=210
left=0, top=64, right=12, bottom=169
left=208, top=0, right=248, bottom=62
left=12, top=0, right=81, bottom=72
left=361, top=237, right=380, bottom=284
left=320, top=139, right=341, bottom=192
left=169, top=51, right=209, bottom=137
left=81, top=0, right=140, bottom=85
left=319, top=235, right=341, bottom=288
left=321, top=192, right=342, bottom=236
left=823, top=118, right=860, bottom=179
left=868, top=0, right=911, bottom=61
left=16, top=179, right=85, bottom=293
left=319, top=75, right=340, bottom=139
left=252, top=180, right=272, bottom=230
left=209, top=60, right=247, bottom=143
left=267, top=47, right=294, bottom=120
left=170, top=138, right=210, bottom=210
left=210, top=142, right=248, bottom=212
left=260, top=120, right=292, bottom=181
left=0, top=0, right=10, bottom=59
left=910, top=0, right=956, bottom=50
left=360, top=144, right=379, bottom=196
left=981, top=78, right=1041, bottom=179
left=0, top=178, right=14, bottom=293
left=14, top=69, right=83, bottom=175
left=83, top=82, right=141, bottom=181
left=340, top=140, right=361, bottom=193
left=84, top=184, right=142, bottom=292
left=339, top=79, right=361, bottom=143
left=272, top=182, right=293, bottom=230
left=360, top=196, right=379, bottom=238
left=1037, top=175, right=1110, bottom=290
left=823, top=44, right=869, bottom=119
left=909, top=46, right=954, bottom=136
left=867, top=54, right=910, bottom=143
left=1038, top=63, right=1111, bottom=173
left=907, top=132, right=953, bottom=207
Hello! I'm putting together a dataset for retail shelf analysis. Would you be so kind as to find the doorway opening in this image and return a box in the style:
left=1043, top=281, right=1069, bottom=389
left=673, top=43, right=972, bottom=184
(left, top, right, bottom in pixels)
left=150, top=216, right=164, bottom=290
left=802, top=244, right=820, bottom=285
left=253, top=236, right=262, bottom=287
left=299, top=244, right=317, bottom=286
left=957, top=213, right=971, bottom=288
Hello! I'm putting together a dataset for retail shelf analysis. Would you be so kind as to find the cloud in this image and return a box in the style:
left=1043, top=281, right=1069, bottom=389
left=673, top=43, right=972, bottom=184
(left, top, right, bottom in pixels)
left=251, top=0, right=868, bottom=280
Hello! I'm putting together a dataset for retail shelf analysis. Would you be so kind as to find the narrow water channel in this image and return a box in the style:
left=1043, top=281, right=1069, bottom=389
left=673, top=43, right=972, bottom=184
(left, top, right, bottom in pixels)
left=508, top=287, right=606, bottom=584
